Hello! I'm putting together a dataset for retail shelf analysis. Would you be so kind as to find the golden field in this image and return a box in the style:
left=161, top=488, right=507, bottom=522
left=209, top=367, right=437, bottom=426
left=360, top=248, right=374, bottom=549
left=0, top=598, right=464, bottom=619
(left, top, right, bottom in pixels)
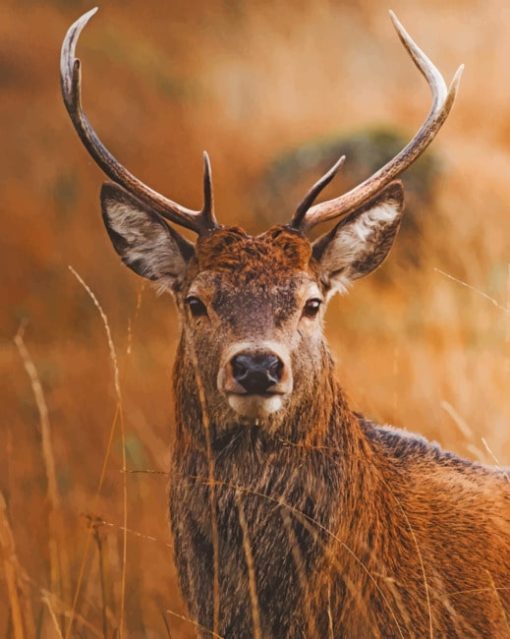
left=1, top=0, right=510, bottom=636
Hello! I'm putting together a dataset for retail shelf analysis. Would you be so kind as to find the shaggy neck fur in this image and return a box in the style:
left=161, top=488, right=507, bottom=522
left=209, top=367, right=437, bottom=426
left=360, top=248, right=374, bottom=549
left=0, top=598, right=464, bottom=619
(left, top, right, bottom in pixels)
left=169, top=332, right=389, bottom=638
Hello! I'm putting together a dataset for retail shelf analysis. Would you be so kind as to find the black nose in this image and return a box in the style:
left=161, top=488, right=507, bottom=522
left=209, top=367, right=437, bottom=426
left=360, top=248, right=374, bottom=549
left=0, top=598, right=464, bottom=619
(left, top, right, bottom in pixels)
left=231, top=352, right=283, bottom=394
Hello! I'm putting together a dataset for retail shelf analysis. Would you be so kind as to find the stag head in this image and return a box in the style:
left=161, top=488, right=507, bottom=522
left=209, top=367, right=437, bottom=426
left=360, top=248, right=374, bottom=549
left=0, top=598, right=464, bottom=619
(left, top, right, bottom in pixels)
left=62, top=9, right=461, bottom=426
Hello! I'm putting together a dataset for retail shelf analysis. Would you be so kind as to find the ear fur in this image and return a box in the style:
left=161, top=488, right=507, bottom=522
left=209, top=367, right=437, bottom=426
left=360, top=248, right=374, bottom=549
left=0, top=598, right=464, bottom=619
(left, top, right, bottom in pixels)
left=312, top=181, right=404, bottom=294
left=101, top=182, right=194, bottom=292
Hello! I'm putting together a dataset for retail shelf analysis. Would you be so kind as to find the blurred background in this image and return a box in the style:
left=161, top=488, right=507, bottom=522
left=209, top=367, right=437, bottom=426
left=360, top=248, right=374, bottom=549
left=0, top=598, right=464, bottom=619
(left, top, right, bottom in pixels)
left=1, top=0, right=510, bottom=636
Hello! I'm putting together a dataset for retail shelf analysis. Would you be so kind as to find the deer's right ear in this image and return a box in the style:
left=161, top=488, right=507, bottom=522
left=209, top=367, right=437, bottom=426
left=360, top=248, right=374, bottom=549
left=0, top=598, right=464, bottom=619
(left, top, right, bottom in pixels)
left=312, top=181, right=404, bottom=295
left=101, top=183, right=194, bottom=292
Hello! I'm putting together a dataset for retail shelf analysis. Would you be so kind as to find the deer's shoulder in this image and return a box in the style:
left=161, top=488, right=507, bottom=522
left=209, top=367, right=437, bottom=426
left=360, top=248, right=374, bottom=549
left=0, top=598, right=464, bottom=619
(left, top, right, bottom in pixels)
left=359, top=414, right=508, bottom=483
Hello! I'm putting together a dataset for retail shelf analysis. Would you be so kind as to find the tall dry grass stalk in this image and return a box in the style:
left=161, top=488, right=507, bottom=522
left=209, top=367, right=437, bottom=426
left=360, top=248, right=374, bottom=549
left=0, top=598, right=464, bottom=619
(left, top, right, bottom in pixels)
left=434, top=268, right=510, bottom=314
left=0, top=491, right=26, bottom=639
left=88, top=515, right=173, bottom=549
left=165, top=609, right=224, bottom=639
left=91, top=523, right=108, bottom=639
left=66, top=266, right=127, bottom=639
left=183, top=325, right=221, bottom=637
left=13, top=324, right=66, bottom=635
left=62, top=405, right=120, bottom=639
left=13, top=326, right=60, bottom=511
left=235, top=491, right=262, bottom=639
left=43, top=595, right=65, bottom=639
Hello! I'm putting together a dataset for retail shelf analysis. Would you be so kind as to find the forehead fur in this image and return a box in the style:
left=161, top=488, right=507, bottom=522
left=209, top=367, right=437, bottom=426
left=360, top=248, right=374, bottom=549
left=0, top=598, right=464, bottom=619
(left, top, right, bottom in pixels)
left=195, top=225, right=313, bottom=279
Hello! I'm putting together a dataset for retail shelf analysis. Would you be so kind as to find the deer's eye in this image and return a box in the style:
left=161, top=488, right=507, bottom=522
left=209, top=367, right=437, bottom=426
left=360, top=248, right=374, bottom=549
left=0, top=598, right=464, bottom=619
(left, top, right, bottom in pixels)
left=302, top=298, right=322, bottom=319
left=186, top=296, right=208, bottom=318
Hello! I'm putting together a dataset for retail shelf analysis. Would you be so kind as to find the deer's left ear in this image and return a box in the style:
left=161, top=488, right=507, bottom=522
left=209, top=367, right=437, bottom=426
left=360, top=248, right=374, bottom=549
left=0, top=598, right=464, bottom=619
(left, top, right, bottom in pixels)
left=312, top=181, right=404, bottom=294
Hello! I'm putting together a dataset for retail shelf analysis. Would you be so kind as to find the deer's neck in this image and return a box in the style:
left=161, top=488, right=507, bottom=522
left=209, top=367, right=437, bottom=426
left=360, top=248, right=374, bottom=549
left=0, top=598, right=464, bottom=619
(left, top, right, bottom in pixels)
left=169, top=336, right=380, bottom=637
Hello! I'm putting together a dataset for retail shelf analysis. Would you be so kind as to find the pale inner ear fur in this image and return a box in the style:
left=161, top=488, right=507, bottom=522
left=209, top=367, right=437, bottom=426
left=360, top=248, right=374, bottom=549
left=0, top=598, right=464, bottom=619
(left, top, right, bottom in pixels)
left=313, top=181, right=404, bottom=295
left=101, top=182, right=194, bottom=293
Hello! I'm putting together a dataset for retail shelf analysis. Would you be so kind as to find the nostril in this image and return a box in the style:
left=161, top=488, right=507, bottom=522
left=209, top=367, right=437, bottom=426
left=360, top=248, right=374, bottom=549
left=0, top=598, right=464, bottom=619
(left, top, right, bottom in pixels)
left=266, top=355, right=283, bottom=383
left=231, top=355, right=250, bottom=382
left=231, top=352, right=284, bottom=394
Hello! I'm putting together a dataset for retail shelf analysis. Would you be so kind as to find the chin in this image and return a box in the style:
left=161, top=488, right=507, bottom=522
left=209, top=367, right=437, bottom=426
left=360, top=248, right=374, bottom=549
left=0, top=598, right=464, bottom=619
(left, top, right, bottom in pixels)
left=227, top=393, right=285, bottom=421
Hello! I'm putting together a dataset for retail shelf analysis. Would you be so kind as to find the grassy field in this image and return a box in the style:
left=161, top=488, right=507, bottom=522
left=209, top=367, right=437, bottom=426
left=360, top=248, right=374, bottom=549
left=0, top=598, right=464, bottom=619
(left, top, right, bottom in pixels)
left=2, top=0, right=510, bottom=636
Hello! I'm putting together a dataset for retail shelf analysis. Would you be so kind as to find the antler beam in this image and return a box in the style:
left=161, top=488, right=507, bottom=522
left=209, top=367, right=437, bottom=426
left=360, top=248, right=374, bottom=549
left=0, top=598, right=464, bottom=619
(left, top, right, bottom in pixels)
left=289, top=11, right=463, bottom=231
left=60, top=8, right=218, bottom=235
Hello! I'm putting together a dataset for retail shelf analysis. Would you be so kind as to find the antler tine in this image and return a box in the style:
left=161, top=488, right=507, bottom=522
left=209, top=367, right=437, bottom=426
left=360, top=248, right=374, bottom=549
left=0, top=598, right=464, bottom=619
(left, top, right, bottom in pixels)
left=294, top=11, right=463, bottom=232
left=201, top=151, right=216, bottom=226
left=61, top=8, right=218, bottom=235
left=289, top=156, right=345, bottom=229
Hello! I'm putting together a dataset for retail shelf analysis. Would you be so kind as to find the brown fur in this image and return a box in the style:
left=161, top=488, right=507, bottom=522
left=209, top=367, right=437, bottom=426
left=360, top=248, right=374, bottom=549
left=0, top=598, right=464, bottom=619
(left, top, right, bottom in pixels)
left=166, top=230, right=510, bottom=639
left=99, top=184, right=510, bottom=638
left=196, top=226, right=313, bottom=275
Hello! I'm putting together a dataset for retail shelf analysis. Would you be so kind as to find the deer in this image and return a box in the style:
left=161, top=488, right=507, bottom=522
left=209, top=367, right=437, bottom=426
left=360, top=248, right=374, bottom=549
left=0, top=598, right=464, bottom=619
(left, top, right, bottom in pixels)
left=61, top=8, right=510, bottom=639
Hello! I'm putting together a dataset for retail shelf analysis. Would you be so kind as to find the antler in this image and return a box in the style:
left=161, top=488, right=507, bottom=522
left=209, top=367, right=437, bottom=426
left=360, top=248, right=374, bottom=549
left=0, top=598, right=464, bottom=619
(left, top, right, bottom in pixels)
left=289, top=11, right=463, bottom=231
left=61, top=8, right=218, bottom=235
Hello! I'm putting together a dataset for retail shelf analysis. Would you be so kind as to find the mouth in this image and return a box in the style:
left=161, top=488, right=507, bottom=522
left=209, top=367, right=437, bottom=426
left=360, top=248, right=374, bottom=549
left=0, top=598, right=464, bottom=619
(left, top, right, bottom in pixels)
left=227, top=390, right=285, bottom=398
left=225, top=391, right=286, bottom=419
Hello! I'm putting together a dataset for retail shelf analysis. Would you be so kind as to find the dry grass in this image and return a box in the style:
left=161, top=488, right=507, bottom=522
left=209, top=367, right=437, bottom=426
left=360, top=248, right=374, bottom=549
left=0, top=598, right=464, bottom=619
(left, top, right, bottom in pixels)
left=2, top=0, right=510, bottom=636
